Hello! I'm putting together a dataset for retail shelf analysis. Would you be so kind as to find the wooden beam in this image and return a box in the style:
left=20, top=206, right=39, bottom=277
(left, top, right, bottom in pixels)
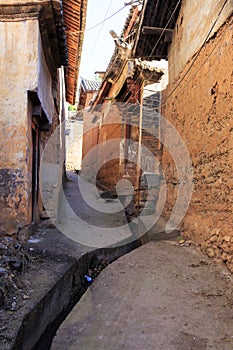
left=142, top=26, right=173, bottom=36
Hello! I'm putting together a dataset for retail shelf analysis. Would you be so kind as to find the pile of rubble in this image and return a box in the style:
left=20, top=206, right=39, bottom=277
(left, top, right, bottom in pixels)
left=0, top=236, right=30, bottom=311
left=201, top=230, right=233, bottom=273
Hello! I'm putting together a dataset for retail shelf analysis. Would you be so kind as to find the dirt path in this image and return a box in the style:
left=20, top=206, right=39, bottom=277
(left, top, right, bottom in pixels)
left=51, top=240, right=233, bottom=350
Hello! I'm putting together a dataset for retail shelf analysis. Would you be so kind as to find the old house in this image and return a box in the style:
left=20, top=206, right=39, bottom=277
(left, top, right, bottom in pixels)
left=0, top=0, right=87, bottom=237
left=66, top=111, right=84, bottom=172
left=121, top=0, right=232, bottom=268
left=66, top=77, right=101, bottom=172
left=78, top=77, right=101, bottom=111
left=66, top=78, right=101, bottom=172
left=80, top=0, right=233, bottom=271
left=81, top=4, right=170, bottom=214
left=81, top=6, right=142, bottom=187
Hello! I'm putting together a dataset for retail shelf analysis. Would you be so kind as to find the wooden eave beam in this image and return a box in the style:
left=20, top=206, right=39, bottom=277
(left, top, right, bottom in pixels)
left=142, top=26, right=173, bottom=35
left=93, top=81, right=111, bottom=108
left=142, top=26, right=173, bottom=43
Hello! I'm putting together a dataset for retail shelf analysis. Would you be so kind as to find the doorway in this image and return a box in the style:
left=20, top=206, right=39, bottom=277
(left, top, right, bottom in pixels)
left=31, top=122, right=40, bottom=222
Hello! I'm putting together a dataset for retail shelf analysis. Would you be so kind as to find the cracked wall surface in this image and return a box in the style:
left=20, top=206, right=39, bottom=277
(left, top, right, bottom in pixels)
left=0, top=17, right=65, bottom=236
left=162, top=14, right=233, bottom=271
left=0, top=19, right=39, bottom=234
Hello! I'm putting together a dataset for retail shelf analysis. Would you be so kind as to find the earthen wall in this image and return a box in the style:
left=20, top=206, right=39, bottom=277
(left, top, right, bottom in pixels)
left=0, top=17, right=66, bottom=236
left=0, top=19, right=38, bottom=234
left=162, top=16, right=233, bottom=271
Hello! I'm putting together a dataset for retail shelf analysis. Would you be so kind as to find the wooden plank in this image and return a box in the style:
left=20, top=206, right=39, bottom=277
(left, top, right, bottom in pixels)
left=142, top=26, right=173, bottom=36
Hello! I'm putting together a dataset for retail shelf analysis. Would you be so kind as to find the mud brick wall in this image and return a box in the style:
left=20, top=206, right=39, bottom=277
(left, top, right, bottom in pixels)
left=96, top=158, right=121, bottom=190
left=82, top=125, right=99, bottom=182
left=0, top=16, right=65, bottom=236
left=96, top=121, right=123, bottom=189
left=66, top=118, right=83, bottom=171
left=82, top=103, right=125, bottom=189
left=82, top=121, right=123, bottom=188
left=141, top=92, right=161, bottom=173
left=0, top=169, right=29, bottom=235
left=0, top=19, right=39, bottom=235
left=96, top=93, right=162, bottom=197
left=162, top=17, right=233, bottom=271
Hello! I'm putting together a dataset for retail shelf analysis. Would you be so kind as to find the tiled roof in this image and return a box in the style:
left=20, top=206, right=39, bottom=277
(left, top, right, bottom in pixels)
left=0, top=1, right=87, bottom=106
left=105, top=6, right=139, bottom=80
left=81, top=78, right=101, bottom=92
left=92, top=6, right=141, bottom=106
left=63, top=0, right=88, bottom=105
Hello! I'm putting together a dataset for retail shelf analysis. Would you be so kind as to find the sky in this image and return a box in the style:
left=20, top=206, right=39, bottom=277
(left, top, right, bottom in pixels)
left=79, top=0, right=131, bottom=81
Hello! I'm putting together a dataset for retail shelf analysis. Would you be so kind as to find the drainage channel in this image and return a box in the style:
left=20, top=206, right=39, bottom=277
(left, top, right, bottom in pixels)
left=12, top=239, right=143, bottom=350
left=31, top=254, right=97, bottom=350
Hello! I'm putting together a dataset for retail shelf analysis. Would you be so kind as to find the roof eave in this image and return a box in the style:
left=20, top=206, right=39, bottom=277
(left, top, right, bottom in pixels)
left=133, top=0, right=181, bottom=60
left=63, top=0, right=88, bottom=105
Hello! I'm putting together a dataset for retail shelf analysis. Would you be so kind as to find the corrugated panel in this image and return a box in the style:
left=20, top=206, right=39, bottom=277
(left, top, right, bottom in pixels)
left=81, top=78, right=101, bottom=92
left=62, top=0, right=88, bottom=105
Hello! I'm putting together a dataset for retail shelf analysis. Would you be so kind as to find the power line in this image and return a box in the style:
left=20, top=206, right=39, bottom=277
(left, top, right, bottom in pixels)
left=147, top=0, right=181, bottom=61
left=93, top=0, right=229, bottom=113
left=86, top=0, right=114, bottom=64
left=133, top=0, right=228, bottom=106
left=86, top=5, right=127, bottom=31
left=92, top=3, right=141, bottom=85
left=162, top=0, right=229, bottom=105
left=130, top=0, right=182, bottom=102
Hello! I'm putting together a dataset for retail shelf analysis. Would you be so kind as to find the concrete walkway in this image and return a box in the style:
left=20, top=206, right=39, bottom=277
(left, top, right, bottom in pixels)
left=57, top=172, right=133, bottom=248
left=51, top=240, right=233, bottom=350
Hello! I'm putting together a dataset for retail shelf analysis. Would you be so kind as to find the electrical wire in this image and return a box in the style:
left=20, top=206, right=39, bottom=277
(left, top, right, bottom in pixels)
left=162, top=0, right=229, bottom=105
left=86, top=5, right=127, bottom=31
left=155, top=0, right=227, bottom=76
left=92, top=0, right=229, bottom=112
left=130, top=0, right=182, bottom=103
left=100, top=0, right=181, bottom=105
left=86, top=0, right=114, bottom=64
left=147, top=0, right=181, bottom=60
left=93, top=3, right=141, bottom=90
left=132, top=0, right=229, bottom=105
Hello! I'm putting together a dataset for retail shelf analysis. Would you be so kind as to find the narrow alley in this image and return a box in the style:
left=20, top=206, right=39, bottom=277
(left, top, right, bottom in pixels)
left=1, top=171, right=233, bottom=349
left=0, top=0, right=233, bottom=349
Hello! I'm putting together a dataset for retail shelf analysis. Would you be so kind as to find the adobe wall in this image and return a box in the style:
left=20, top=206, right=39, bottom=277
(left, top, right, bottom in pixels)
left=96, top=120, right=123, bottom=189
left=0, top=19, right=39, bottom=235
left=169, top=0, right=233, bottom=82
left=81, top=103, right=124, bottom=189
left=85, top=92, right=96, bottom=109
left=81, top=83, right=165, bottom=195
left=40, top=66, right=66, bottom=223
left=0, top=16, right=66, bottom=236
left=162, top=16, right=233, bottom=271
left=66, top=118, right=83, bottom=171
left=81, top=116, right=100, bottom=184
